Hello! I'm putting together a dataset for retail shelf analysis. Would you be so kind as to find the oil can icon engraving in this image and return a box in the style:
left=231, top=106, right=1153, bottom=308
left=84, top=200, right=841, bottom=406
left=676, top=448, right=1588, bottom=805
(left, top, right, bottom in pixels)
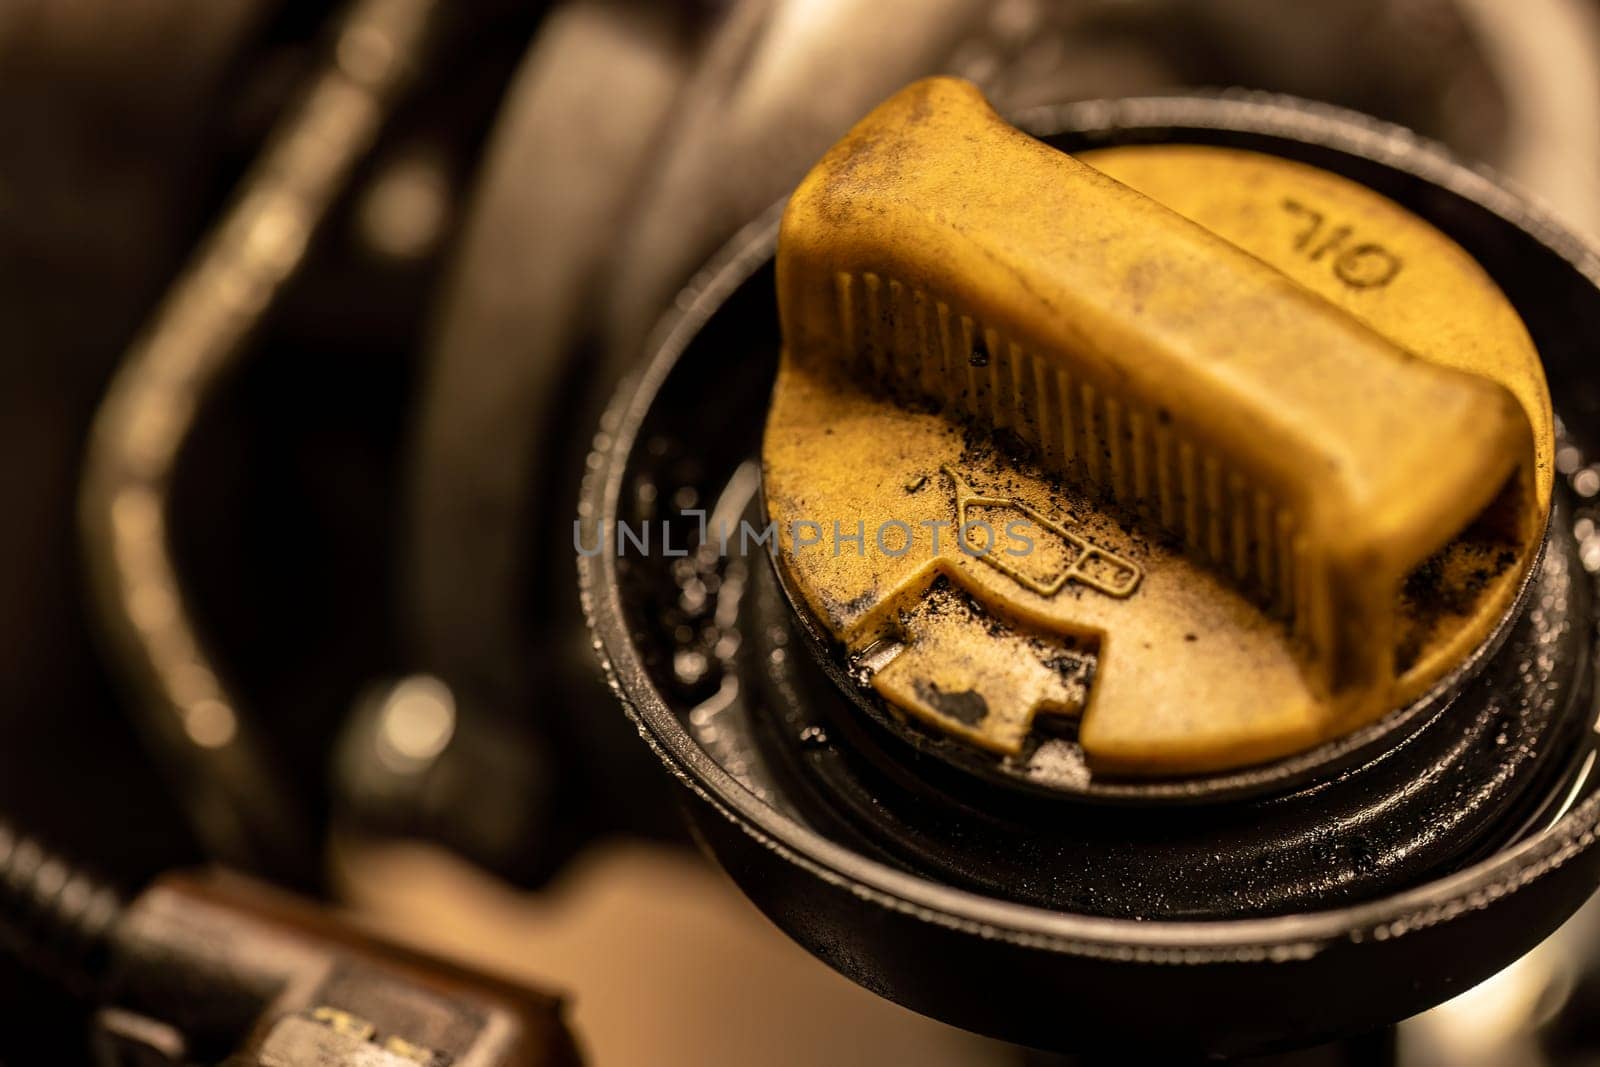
left=943, top=465, right=1142, bottom=599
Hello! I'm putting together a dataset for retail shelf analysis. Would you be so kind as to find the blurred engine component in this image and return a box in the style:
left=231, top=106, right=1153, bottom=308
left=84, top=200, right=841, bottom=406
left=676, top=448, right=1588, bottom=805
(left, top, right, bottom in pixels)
left=81, top=0, right=439, bottom=886
left=0, top=819, right=578, bottom=1065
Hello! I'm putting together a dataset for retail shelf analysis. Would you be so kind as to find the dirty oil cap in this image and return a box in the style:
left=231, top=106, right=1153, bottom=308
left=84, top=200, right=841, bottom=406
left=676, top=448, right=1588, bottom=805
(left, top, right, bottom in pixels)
left=761, top=77, right=1554, bottom=778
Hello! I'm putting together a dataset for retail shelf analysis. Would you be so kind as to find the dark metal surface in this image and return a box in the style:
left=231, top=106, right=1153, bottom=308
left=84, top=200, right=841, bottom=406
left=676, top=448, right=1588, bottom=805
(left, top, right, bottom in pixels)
left=580, top=94, right=1600, bottom=1057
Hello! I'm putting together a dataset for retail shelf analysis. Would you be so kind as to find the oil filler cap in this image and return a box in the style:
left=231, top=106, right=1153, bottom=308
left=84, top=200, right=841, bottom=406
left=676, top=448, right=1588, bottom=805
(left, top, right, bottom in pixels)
left=762, top=78, right=1554, bottom=777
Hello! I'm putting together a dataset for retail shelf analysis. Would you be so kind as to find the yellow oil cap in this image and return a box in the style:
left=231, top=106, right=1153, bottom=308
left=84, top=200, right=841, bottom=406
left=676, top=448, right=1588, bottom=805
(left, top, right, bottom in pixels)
left=762, top=78, right=1554, bottom=777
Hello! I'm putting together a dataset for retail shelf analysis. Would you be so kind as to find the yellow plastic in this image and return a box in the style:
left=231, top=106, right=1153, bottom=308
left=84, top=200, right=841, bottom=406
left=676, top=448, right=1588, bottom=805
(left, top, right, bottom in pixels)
left=762, top=78, right=1552, bottom=775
